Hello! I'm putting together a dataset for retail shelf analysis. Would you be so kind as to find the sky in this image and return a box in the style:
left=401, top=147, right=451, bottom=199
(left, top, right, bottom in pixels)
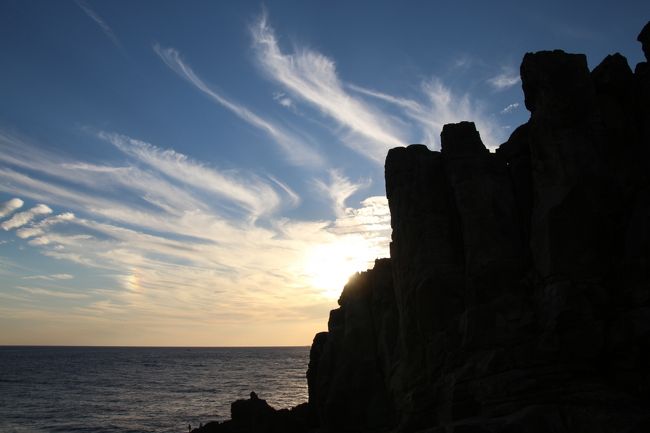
left=1, top=1, right=648, bottom=346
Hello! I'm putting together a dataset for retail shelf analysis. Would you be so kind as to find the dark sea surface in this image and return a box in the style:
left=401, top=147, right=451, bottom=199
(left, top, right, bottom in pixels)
left=0, top=346, right=310, bottom=433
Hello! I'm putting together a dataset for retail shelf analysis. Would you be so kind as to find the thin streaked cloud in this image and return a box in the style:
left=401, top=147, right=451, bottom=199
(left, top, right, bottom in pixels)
left=487, top=68, right=521, bottom=90
left=0, top=131, right=296, bottom=229
left=314, top=170, right=370, bottom=218
left=273, top=92, right=294, bottom=108
left=331, top=196, right=390, bottom=235
left=15, top=212, right=75, bottom=239
left=1, top=204, right=52, bottom=231
left=247, top=13, right=509, bottom=153
left=251, top=12, right=407, bottom=163
left=0, top=129, right=390, bottom=340
left=18, top=286, right=88, bottom=299
left=23, top=273, right=74, bottom=281
left=74, top=0, right=122, bottom=49
left=268, top=175, right=301, bottom=208
left=0, top=3, right=539, bottom=345
left=0, top=198, right=23, bottom=218
left=350, top=79, right=504, bottom=149
left=501, top=102, right=520, bottom=114
left=99, top=132, right=288, bottom=219
left=153, top=44, right=325, bottom=168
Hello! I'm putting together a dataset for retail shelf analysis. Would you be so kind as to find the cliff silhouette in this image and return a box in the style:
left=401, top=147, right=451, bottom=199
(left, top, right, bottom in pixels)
left=194, top=20, right=650, bottom=433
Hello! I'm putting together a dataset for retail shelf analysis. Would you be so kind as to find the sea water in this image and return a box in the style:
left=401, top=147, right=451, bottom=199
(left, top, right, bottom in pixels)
left=0, top=346, right=310, bottom=433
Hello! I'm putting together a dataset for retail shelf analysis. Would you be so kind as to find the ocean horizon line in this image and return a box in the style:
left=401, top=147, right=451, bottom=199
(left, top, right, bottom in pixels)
left=0, top=344, right=310, bottom=349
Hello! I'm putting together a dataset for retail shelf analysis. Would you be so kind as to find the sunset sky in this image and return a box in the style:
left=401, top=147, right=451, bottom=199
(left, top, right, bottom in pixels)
left=1, top=1, right=647, bottom=346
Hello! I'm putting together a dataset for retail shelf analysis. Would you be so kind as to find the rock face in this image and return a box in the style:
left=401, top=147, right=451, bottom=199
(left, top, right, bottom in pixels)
left=308, top=22, right=650, bottom=433
left=308, top=258, right=397, bottom=432
left=192, top=395, right=315, bottom=433
left=192, top=22, right=650, bottom=433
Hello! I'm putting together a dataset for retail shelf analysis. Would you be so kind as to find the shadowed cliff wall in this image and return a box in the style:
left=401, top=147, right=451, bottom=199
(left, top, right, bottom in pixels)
left=308, top=22, right=650, bottom=433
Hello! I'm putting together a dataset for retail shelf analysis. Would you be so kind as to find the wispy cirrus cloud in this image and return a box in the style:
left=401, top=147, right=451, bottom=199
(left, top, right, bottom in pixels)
left=273, top=92, right=294, bottom=108
left=98, top=132, right=288, bottom=219
left=75, top=0, right=122, bottom=49
left=0, top=129, right=389, bottom=343
left=251, top=12, right=407, bottom=163
left=0, top=198, right=23, bottom=218
left=153, top=44, right=324, bottom=168
left=23, top=273, right=74, bottom=281
left=18, top=286, right=87, bottom=299
left=331, top=196, right=390, bottom=234
left=251, top=12, right=509, bottom=153
left=349, top=79, right=503, bottom=149
left=0, top=131, right=294, bottom=227
left=487, top=68, right=521, bottom=91
left=314, top=170, right=370, bottom=218
left=16, top=212, right=75, bottom=239
left=268, top=175, right=301, bottom=208
left=0, top=9, right=523, bottom=345
left=501, top=102, right=520, bottom=114
left=1, top=204, right=52, bottom=231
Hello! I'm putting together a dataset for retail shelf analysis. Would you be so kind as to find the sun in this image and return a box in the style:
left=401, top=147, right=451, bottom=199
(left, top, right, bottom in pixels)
left=303, top=236, right=377, bottom=299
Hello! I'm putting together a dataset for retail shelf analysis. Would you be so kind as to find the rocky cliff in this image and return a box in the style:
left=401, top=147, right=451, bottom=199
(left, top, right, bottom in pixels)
left=194, top=21, right=650, bottom=433
left=307, top=22, right=650, bottom=433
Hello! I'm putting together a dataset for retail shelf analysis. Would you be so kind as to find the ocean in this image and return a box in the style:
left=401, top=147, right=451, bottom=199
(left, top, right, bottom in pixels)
left=0, top=346, right=310, bottom=433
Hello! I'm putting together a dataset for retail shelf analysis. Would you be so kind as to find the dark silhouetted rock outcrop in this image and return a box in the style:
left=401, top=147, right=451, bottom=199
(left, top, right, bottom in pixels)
left=307, top=21, right=650, bottom=433
left=193, top=20, right=650, bottom=433
left=309, top=258, right=397, bottom=432
left=191, top=395, right=315, bottom=433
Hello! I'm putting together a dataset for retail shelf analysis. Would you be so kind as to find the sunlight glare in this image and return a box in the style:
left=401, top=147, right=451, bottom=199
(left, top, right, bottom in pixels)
left=303, top=236, right=377, bottom=299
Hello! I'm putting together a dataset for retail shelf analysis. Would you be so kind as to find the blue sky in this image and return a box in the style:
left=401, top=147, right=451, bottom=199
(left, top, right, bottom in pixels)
left=1, top=0, right=648, bottom=346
